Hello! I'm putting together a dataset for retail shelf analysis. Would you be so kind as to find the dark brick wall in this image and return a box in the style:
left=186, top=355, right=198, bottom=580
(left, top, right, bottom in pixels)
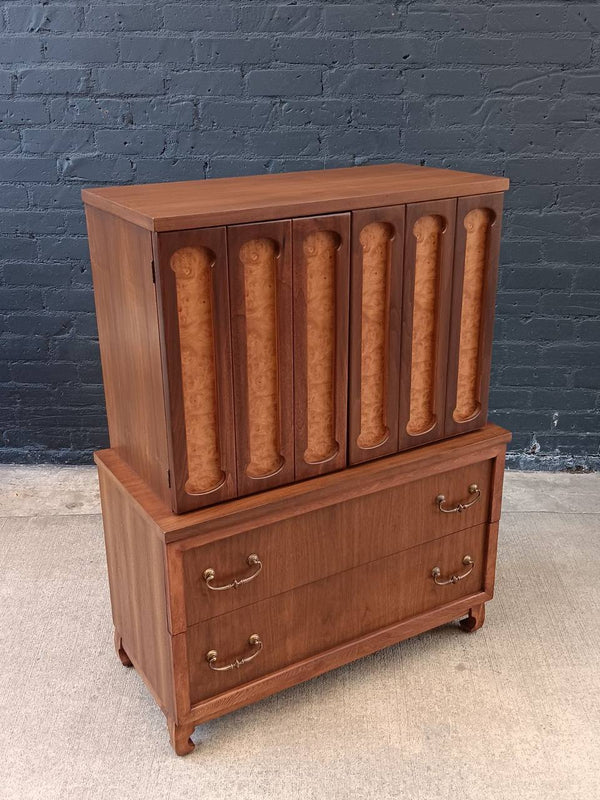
left=1, top=1, right=599, bottom=470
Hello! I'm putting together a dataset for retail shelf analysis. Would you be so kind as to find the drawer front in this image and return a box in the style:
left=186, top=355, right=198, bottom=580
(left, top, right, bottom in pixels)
left=179, top=458, right=494, bottom=627
left=186, top=524, right=488, bottom=704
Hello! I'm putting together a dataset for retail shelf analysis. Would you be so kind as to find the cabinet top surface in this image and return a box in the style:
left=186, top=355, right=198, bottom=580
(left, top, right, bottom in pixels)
left=82, top=162, right=509, bottom=232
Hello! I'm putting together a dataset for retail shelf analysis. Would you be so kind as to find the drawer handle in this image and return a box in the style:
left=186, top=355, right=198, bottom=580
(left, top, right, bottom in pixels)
left=206, top=634, right=263, bottom=672
left=436, top=484, right=480, bottom=513
left=431, top=555, right=475, bottom=586
left=203, top=554, right=262, bottom=591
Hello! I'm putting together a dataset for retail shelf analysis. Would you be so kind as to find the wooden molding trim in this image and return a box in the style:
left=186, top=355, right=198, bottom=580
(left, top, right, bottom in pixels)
left=95, top=424, right=511, bottom=545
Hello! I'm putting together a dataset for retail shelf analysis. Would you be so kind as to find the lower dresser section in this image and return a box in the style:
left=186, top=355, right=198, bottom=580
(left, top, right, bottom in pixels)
left=188, top=524, right=488, bottom=703
left=95, top=423, right=511, bottom=756
left=178, top=458, right=493, bottom=627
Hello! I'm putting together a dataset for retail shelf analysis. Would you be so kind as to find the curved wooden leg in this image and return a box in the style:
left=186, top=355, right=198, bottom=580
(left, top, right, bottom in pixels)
left=168, top=719, right=196, bottom=756
left=114, top=629, right=133, bottom=667
left=460, top=603, right=485, bottom=633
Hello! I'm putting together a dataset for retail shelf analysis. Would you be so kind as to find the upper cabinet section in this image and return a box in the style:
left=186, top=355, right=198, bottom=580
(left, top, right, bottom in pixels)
left=84, top=163, right=507, bottom=513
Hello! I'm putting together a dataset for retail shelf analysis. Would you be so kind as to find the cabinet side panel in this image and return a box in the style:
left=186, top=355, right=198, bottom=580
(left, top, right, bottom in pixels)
left=97, top=460, right=176, bottom=718
left=85, top=206, right=170, bottom=505
left=445, top=193, right=504, bottom=437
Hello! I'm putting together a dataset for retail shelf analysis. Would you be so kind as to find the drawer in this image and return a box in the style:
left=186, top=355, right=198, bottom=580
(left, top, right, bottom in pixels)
left=186, top=523, right=488, bottom=703
left=176, top=459, right=493, bottom=628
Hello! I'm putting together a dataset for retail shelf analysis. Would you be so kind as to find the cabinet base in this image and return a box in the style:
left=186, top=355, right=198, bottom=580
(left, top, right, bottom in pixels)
left=459, top=602, right=486, bottom=632
left=168, top=719, right=196, bottom=756
left=96, top=427, right=508, bottom=757
left=166, top=594, right=490, bottom=755
left=114, top=629, right=133, bottom=667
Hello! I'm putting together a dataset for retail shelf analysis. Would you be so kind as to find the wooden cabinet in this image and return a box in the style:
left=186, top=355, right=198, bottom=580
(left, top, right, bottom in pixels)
left=95, top=423, right=511, bottom=755
left=84, top=163, right=510, bottom=754
left=350, top=195, right=503, bottom=462
left=85, top=164, right=507, bottom=512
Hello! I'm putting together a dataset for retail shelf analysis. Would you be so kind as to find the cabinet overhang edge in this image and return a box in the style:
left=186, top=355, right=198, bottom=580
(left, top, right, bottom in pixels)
left=82, top=181, right=509, bottom=233
left=95, top=425, right=511, bottom=545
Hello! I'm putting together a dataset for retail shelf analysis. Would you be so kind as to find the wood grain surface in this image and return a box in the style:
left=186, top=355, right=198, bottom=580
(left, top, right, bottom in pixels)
left=94, top=424, right=511, bottom=544
left=177, top=458, right=494, bottom=629
left=185, top=524, right=488, bottom=703
left=445, top=193, right=504, bottom=438
left=179, top=589, right=491, bottom=733
left=169, top=245, right=223, bottom=494
left=97, top=459, right=176, bottom=718
left=398, top=199, right=456, bottom=450
left=82, top=162, right=508, bottom=231
left=228, top=221, right=294, bottom=495
left=85, top=206, right=171, bottom=506
left=293, top=213, right=350, bottom=479
left=155, top=227, right=237, bottom=512
left=349, top=206, right=404, bottom=464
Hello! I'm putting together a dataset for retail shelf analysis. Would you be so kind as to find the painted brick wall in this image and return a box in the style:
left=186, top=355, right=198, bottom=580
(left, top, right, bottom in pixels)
left=1, top=1, right=599, bottom=469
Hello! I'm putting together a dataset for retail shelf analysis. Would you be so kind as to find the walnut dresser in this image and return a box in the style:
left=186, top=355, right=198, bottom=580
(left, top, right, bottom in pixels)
left=83, top=163, right=511, bottom=755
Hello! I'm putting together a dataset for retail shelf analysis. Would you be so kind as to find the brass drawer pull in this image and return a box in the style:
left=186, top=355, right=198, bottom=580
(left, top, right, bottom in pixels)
left=206, top=634, right=263, bottom=672
left=431, top=555, right=475, bottom=586
left=436, top=483, right=480, bottom=513
left=203, top=554, right=262, bottom=591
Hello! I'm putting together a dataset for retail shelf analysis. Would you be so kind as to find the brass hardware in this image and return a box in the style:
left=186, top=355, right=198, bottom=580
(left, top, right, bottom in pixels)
left=431, top=555, right=475, bottom=586
left=436, top=483, right=480, bottom=513
left=206, top=634, right=263, bottom=672
left=203, top=554, right=262, bottom=591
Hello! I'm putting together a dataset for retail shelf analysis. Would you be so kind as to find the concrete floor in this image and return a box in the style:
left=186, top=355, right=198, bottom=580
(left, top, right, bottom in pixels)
left=1, top=466, right=599, bottom=800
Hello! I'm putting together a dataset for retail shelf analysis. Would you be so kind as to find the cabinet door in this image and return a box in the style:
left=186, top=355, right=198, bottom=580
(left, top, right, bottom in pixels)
left=348, top=206, right=404, bottom=464
left=445, top=193, right=504, bottom=437
left=155, top=228, right=237, bottom=512
left=398, top=199, right=456, bottom=451
left=293, top=214, right=350, bottom=479
left=228, top=221, right=294, bottom=496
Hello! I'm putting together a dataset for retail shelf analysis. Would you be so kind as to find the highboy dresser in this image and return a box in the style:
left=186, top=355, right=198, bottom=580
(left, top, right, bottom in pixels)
left=83, top=163, right=510, bottom=755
